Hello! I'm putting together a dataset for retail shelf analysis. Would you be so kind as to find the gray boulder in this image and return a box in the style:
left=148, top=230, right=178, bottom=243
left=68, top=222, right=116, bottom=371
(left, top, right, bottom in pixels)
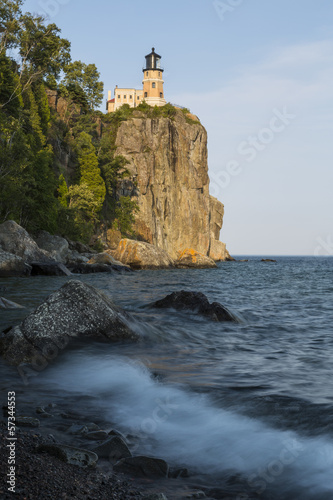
left=0, top=249, right=32, bottom=277
left=34, top=230, right=69, bottom=263
left=0, top=220, right=52, bottom=263
left=0, top=280, right=139, bottom=366
left=152, top=291, right=237, bottom=322
left=113, top=455, right=169, bottom=478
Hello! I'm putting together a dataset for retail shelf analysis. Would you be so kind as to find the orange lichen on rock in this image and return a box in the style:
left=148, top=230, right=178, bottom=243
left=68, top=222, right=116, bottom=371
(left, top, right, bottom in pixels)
left=176, top=249, right=216, bottom=269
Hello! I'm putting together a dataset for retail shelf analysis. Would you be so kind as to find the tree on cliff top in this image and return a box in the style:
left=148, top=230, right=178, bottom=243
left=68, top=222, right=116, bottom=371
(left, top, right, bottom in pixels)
left=62, top=60, right=104, bottom=110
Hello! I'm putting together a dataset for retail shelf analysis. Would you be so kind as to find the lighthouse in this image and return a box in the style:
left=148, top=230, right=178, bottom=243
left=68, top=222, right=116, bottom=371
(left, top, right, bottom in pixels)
left=106, top=47, right=166, bottom=112
left=142, top=48, right=166, bottom=107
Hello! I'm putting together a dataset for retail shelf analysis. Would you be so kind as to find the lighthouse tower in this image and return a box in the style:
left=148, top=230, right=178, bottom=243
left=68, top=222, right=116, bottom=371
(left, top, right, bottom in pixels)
left=142, top=48, right=166, bottom=107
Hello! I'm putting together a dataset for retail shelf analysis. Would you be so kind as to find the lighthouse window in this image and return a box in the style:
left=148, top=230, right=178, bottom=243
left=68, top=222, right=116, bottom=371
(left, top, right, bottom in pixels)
left=137, top=96, right=140, bottom=100
left=146, top=72, right=148, bottom=76
left=124, top=95, right=126, bottom=99
left=130, top=95, right=132, bottom=99
left=144, top=92, right=148, bottom=98
left=152, top=82, right=156, bottom=88
left=118, top=95, right=120, bottom=99
left=160, top=92, right=163, bottom=98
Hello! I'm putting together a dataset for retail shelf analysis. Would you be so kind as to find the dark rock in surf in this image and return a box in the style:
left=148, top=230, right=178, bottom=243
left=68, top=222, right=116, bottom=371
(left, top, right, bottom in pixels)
left=113, top=455, right=169, bottom=478
left=30, top=262, right=72, bottom=276
left=68, top=263, right=116, bottom=274
left=0, top=280, right=138, bottom=366
left=261, top=259, right=277, bottom=263
left=16, top=416, right=40, bottom=428
left=93, top=436, right=132, bottom=463
left=151, top=290, right=237, bottom=322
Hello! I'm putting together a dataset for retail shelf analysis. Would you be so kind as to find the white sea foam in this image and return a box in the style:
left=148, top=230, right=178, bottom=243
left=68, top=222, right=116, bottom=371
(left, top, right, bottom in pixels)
left=42, top=353, right=333, bottom=498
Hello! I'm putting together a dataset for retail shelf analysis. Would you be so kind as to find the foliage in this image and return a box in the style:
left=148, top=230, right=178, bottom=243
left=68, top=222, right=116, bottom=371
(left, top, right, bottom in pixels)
left=63, top=60, right=103, bottom=109
left=136, top=101, right=177, bottom=119
left=0, top=1, right=139, bottom=241
left=181, top=107, right=200, bottom=125
left=0, top=2, right=70, bottom=109
left=114, top=196, right=139, bottom=235
left=58, top=174, right=68, bottom=207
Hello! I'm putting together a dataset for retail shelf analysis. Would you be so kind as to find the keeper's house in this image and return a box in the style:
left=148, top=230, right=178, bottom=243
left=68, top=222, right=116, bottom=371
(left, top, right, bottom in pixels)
left=107, top=48, right=166, bottom=113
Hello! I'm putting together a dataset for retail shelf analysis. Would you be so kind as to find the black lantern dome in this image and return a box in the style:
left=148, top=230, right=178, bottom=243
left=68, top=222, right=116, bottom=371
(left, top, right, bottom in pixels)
left=144, top=47, right=164, bottom=72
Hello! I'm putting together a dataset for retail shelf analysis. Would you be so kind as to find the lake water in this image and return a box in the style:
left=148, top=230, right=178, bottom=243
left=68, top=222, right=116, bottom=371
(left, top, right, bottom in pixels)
left=1, top=257, right=333, bottom=499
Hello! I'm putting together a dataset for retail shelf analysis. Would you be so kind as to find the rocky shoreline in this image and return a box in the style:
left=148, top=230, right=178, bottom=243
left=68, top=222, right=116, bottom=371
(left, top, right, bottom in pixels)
left=0, top=396, right=262, bottom=500
left=0, top=417, right=175, bottom=500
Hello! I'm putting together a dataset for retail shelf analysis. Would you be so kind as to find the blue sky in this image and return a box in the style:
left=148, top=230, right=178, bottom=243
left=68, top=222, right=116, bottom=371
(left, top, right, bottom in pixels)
left=23, top=0, right=333, bottom=255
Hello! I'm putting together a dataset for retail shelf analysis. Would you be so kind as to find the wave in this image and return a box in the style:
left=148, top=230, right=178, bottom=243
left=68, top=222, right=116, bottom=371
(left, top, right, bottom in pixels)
left=40, top=353, right=333, bottom=499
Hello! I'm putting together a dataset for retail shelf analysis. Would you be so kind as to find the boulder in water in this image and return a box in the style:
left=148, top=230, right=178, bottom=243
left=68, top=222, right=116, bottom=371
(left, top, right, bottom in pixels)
left=0, top=280, right=138, bottom=366
left=175, top=249, right=217, bottom=269
left=152, top=290, right=237, bottom=322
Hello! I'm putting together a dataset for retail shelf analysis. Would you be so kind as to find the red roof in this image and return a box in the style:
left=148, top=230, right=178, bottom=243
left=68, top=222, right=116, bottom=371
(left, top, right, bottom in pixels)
left=107, top=98, right=115, bottom=103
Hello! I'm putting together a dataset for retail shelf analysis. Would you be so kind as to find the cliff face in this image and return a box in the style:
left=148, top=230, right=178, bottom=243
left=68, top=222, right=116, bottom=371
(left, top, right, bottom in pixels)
left=114, top=109, right=228, bottom=260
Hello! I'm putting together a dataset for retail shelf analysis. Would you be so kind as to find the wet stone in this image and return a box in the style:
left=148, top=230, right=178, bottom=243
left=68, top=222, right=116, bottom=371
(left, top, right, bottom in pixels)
left=85, top=430, right=109, bottom=440
left=37, top=443, right=98, bottom=468
left=93, top=436, right=132, bottom=464
left=113, top=455, right=169, bottom=478
left=16, top=416, right=40, bottom=428
left=67, top=424, right=88, bottom=435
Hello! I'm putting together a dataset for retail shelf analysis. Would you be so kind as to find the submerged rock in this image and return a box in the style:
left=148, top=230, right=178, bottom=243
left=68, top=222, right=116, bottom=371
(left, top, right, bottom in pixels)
left=0, top=249, right=32, bottom=277
left=0, top=297, right=25, bottom=309
left=0, top=280, right=138, bottom=366
left=16, top=416, right=40, bottom=428
left=68, top=262, right=131, bottom=274
left=112, top=239, right=174, bottom=269
left=152, top=290, right=237, bottom=322
left=176, top=249, right=217, bottom=269
left=113, top=455, right=169, bottom=478
left=37, top=443, right=98, bottom=468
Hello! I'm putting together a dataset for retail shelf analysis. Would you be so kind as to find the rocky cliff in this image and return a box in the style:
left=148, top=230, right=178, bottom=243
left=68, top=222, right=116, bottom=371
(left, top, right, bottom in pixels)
left=114, top=109, right=228, bottom=261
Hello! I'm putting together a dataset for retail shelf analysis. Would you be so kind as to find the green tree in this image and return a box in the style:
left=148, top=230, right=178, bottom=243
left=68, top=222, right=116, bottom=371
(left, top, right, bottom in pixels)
left=58, top=174, right=69, bottom=207
left=114, top=196, right=139, bottom=235
left=76, top=131, right=106, bottom=213
left=0, top=2, right=70, bottom=110
left=63, top=60, right=103, bottom=109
